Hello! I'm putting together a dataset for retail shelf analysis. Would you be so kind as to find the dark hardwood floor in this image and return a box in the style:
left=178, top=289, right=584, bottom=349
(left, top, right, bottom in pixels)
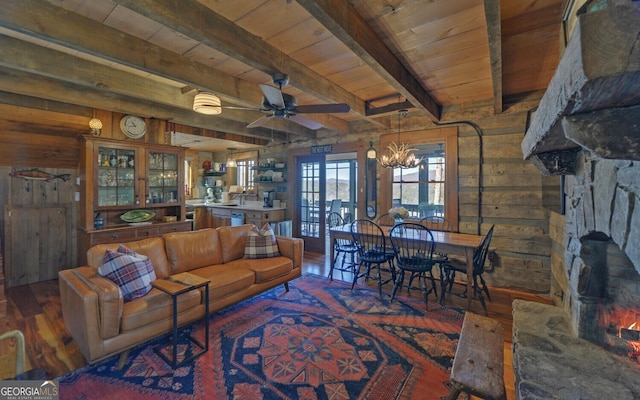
left=1, top=250, right=551, bottom=399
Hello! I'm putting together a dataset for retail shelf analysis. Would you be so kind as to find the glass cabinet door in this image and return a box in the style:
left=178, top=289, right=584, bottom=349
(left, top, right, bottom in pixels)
left=97, top=146, right=136, bottom=207
left=148, top=151, right=179, bottom=204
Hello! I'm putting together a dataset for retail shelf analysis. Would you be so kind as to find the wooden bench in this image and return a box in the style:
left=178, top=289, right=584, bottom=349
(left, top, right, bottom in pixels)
left=447, top=312, right=506, bottom=400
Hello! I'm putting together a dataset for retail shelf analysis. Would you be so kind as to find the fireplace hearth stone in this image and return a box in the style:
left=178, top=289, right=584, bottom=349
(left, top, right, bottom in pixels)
left=512, top=300, right=640, bottom=400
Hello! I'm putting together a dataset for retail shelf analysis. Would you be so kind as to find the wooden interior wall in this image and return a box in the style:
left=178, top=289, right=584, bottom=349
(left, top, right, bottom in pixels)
left=322, top=98, right=557, bottom=293
left=0, top=97, right=558, bottom=293
left=454, top=107, right=560, bottom=293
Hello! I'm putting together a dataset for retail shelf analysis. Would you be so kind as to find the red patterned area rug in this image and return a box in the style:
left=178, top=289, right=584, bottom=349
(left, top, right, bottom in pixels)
left=60, top=274, right=464, bottom=399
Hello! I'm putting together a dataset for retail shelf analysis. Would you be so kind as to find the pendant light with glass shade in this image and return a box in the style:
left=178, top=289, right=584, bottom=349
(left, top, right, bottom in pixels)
left=378, top=109, right=423, bottom=168
left=226, top=148, right=237, bottom=168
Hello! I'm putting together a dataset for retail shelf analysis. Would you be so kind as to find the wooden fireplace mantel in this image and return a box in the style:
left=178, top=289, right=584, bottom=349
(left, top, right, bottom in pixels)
left=522, top=3, right=640, bottom=175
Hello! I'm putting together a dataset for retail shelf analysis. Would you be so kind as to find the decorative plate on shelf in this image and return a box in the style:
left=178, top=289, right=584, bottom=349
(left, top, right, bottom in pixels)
left=120, top=209, right=156, bottom=223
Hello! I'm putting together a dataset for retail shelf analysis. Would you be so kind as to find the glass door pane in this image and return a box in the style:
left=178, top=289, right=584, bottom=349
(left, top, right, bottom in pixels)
left=97, top=147, right=135, bottom=207
left=298, top=156, right=325, bottom=253
left=148, top=152, right=179, bottom=204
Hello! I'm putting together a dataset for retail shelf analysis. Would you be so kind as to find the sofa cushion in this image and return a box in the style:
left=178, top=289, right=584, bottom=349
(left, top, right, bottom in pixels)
left=188, top=265, right=255, bottom=301
left=120, top=287, right=201, bottom=332
left=217, top=225, right=253, bottom=263
left=164, top=229, right=223, bottom=274
left=232, top=257, right=293, bottom=283
left=98, top=249, right=156, bottom=302
left=244, top=223, right=280, bottom=259
left=87, top=237, right=171, bottom=278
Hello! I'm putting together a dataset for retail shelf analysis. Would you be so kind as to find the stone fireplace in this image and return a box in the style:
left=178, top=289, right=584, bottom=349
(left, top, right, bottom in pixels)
left=514, top=1, right=640, bottom=398
left=561, top=155, right=640, bottom=355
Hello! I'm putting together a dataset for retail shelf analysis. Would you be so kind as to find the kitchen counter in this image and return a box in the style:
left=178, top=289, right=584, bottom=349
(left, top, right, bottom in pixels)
left=187, top=200, right=285, bottom=211
left=205, top=203, right=286, bottom=211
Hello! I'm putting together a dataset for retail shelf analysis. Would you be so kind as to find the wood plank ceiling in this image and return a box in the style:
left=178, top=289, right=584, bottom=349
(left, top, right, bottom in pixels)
left=0, top=0, right=565, bottom=151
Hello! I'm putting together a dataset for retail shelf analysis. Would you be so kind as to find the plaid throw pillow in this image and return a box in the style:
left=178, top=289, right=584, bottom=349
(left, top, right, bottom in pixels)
left=98, top=246, right=156, bottom=302
left=244, top=223, right=280, bottom=259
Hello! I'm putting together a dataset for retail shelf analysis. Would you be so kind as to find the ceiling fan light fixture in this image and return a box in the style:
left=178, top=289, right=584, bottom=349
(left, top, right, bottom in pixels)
left=193, top=92, right=222, bottom=115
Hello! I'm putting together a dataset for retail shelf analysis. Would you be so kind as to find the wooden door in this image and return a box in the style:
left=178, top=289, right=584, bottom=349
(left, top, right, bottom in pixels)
left=296, top=156, right=326, bottom=253
left=5, top=205, right=69, bottom=287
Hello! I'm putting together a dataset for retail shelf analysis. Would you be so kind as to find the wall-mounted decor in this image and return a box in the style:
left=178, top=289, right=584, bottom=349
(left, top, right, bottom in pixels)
left=9, top=168, right=70, bottom=181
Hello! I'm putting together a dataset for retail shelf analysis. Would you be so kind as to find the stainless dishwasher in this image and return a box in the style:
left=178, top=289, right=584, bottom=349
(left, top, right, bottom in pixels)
left=231, top=212, right=245, bottom=226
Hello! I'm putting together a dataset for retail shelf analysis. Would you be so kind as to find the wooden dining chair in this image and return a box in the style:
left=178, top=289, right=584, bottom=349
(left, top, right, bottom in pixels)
left=327, top=212, right=359, bottom=281
left=389, top=223, right=437, bottom=312
left=350, top=219, right=396, bottom=299
left=0, top=329, right=47, bottom=380
left=441, top=225, right=495, bottom=315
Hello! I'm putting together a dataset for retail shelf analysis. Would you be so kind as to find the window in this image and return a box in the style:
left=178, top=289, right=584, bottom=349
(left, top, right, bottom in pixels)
left=236, top=159, right=255, bottom=191
left=228, top=150, right=258, bottom=192
left=379, top=127, right=458, bottom=230
left=392, top=144, right=445, bottom=218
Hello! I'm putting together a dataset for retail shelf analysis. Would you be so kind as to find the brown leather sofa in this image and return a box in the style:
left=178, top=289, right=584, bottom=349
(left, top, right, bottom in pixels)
left=59, top=224, right=303, bottom=364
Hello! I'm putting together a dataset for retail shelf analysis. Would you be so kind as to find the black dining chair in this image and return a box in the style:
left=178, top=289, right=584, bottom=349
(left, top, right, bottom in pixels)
left=327, top=212, right=359, bottom=281
left=389, top=223, right=437, bottom=311
left=440, top=225, right=495, bottom=315
left=350, top=219, right=396, bottom=299
left=419, top=216, right=453, bottom=232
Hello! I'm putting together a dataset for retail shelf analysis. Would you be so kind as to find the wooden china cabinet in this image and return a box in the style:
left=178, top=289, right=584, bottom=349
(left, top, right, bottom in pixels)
left=77, top=136, right=191, bottom=264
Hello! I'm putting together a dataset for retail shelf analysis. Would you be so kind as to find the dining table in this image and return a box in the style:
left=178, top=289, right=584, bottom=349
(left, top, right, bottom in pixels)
left=329, top=223, right=484, bottom=310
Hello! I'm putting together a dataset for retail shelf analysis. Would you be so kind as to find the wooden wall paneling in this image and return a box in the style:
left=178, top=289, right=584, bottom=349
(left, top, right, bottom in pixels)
left=5, top=204, right=72, bottom=287
left=0, top=132, right=80, bottom=169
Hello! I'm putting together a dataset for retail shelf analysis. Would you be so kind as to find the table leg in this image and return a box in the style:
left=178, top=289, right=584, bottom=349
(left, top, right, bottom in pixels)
left=329, top=231, right=336, bottom=271
left=465, top=247, right=474, bottom=310
left=171, top=294, right=178, bottom=368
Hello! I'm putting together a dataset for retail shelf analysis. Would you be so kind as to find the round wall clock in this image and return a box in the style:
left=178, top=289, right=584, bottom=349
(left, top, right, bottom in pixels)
left=119, top=115, right=147, bottom=139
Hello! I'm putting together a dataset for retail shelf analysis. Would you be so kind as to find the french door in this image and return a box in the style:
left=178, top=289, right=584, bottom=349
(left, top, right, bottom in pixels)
left=297, top=156, right=326, bottom=252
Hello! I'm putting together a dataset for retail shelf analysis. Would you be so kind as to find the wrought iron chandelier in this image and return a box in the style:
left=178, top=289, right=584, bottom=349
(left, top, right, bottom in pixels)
left=378, top=109, right=423, bottom=169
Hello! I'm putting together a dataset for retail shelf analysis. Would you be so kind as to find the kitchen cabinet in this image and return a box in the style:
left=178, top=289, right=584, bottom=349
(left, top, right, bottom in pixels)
left=245, top=209, right=285, bottom=227
left=77, top=136, right=188, bottom=263
left=206, top=207, right=231, bottom=228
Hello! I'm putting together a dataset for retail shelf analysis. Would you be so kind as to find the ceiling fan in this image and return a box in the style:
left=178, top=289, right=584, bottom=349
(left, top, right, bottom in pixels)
left=227, top=73, right=350, bottom=130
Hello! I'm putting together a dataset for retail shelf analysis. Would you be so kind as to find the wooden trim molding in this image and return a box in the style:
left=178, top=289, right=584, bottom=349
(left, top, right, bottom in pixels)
left=378, top=126, right=458, bottom=231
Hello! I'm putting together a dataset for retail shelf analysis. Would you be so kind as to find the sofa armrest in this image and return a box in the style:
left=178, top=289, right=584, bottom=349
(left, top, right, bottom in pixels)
left=59, top=267, right=123, bottom=361
left=276, top=236, right=304, bottom=269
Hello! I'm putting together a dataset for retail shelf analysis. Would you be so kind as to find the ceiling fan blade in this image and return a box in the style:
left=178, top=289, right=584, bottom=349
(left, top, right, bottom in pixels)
left=246, top=115, right=272, bottom=129
left=259, top=84, right=285, bottom=108
left=289, top=115, right=323, bottom=130
left=294, top=103, right=350, bottom=114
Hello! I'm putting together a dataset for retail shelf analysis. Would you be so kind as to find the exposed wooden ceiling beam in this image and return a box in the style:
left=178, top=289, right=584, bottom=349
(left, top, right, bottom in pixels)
left=112, top=0, right=373, bottom=123
left=296, top=0, right=441, bottom=121
left=0, top=0, right=327, bottom=136
left=484, top=0, right=503, bottom=114
left=0, top=1, right=262, bottom=105
left=0, top=66, right=292, bottom=143
left=0, top=33, right=317, bottom=139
